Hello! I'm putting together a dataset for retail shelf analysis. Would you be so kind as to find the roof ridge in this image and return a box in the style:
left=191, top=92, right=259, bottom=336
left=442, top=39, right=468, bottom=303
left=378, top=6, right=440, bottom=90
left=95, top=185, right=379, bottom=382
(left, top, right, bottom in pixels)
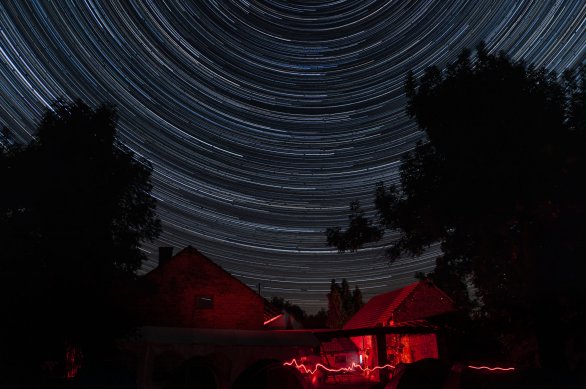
left=146, top=245, right=266, bottom=306
left=379, top=281, right=420, bottom=325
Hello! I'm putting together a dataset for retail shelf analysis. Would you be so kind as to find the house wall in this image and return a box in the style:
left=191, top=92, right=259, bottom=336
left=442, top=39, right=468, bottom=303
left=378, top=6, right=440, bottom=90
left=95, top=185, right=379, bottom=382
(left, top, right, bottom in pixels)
left=406, top=334, right=438, bottom=361
left=139, top=248, right=264, bottom=330
left=349, top=333, right=438, bottom=372
left=351, top=336, right=374, bottom=368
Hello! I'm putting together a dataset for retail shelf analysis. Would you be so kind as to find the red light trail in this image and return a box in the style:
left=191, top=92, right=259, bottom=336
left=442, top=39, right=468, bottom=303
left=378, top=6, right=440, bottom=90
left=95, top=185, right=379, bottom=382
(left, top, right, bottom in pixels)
left=284, top=359, right=516, bottom=376
left=263, top=314, right=283, bottom=325
left=284, top=358, right=394, bottom=375
left=467, top=365, right=515, bottom=371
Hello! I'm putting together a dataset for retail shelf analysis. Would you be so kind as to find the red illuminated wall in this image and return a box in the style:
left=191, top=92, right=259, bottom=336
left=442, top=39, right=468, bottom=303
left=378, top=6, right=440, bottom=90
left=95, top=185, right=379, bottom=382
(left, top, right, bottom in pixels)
left=406, top=334, right=438, bottom=361
left=138, top=246, right=264, bottom=330
left=352, top=333, right=438, bottom=369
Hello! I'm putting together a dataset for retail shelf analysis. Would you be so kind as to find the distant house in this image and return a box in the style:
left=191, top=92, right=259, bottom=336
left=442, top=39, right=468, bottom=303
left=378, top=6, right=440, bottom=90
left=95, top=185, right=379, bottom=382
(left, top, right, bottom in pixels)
left=137, top=246, right=270, bottom=330
left=344, top=281, right=455, bottom=369
left=320, top=337, right=361, bottom=371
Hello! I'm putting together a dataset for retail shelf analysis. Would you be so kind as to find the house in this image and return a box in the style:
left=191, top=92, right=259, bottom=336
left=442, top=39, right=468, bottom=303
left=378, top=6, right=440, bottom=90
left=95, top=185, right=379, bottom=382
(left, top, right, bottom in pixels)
left=137, top=246, right=268, bottom=330
left=344, top=281, right=456, bottom=369
left=320, top=337, right=361, bottom=372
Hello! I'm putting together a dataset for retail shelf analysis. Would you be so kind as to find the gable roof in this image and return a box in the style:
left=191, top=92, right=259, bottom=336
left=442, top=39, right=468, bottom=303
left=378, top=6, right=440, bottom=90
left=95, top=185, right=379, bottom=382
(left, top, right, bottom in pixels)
left=344, top=281, right=453, bottom=329
left=145, top=245, right=266, bottom=306
left=344, top=282, right=420, bottom=330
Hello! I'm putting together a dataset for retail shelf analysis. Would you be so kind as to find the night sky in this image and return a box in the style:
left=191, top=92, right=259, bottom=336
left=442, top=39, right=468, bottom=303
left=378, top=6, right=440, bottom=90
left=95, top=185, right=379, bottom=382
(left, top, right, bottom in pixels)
left=1, top=1, right=585, bottom=312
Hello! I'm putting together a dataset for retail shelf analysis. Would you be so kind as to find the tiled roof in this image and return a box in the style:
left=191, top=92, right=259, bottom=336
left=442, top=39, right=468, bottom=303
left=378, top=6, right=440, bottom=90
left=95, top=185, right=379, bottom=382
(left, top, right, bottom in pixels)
left=146, top=245, right=266, bottom=306
left=343, top=282, right=420, bottom=330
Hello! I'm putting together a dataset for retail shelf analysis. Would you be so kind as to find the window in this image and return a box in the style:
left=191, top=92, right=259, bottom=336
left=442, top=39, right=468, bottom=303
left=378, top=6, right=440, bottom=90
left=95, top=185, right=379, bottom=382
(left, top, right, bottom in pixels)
left=195, top=296, right=214, bottom=309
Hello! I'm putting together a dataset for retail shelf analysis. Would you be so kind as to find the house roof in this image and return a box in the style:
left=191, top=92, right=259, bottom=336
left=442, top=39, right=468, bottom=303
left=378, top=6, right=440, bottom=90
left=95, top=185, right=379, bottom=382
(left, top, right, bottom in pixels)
left=344, top=280, right=456, bottom=330
left=344, top=282, right=420, bottom=330
left=145, top=245, right=266, bottom=305
left=145, top=246, right=280, bottom=321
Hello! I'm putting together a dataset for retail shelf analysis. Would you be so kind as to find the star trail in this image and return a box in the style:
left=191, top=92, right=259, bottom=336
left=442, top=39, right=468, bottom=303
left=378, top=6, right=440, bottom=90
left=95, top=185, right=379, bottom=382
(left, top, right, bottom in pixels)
left=1, top=1, right=585, bottom=312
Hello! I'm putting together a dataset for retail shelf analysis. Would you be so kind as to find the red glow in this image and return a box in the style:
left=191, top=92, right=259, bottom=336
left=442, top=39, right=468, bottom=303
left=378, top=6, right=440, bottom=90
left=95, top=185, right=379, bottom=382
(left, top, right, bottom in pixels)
left=263, top=314, right=284, bottom=325
left=284, top=358, right=394, bottom=376
left=468, top=365, right=515, bottom=372
left=65, top=345, right=82, bottom=379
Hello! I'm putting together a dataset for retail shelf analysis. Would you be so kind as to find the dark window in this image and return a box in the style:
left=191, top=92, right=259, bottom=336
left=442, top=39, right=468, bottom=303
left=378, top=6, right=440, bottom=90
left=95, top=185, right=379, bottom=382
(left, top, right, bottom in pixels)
left=195, top=296, right=214, bottom=309
left=335, top=355, right=347, bottom=364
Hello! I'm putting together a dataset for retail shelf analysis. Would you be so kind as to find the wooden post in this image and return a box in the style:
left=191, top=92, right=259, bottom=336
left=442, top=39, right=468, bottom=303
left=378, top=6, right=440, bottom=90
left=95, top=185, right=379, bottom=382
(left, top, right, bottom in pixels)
left=376, top=333, right=388, bottom=384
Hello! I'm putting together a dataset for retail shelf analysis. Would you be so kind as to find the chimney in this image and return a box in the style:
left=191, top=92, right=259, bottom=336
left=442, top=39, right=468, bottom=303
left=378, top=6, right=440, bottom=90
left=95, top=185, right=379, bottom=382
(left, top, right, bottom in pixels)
left=158, top=247, right=174, bottom=267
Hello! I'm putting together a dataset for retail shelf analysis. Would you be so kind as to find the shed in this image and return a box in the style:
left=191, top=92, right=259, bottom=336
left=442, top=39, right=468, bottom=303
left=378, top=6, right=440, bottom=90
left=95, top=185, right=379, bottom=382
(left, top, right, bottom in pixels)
left=344, top=281, right=455, bottom=369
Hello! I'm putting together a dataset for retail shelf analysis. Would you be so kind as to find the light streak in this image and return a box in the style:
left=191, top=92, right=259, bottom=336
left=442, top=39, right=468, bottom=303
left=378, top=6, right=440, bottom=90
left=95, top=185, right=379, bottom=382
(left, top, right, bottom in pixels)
left=263, top=314, right=283, bottom=325
left=1, top=1, right=585, bottom=312
left=467, top=365, right=515, bottom=372
left=284, top=358, right=394, bottom=375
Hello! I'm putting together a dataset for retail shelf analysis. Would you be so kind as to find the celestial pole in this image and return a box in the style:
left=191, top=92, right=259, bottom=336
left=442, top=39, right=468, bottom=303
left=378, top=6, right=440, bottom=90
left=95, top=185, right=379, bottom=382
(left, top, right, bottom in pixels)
left=1, top=1, right=585, bottom=312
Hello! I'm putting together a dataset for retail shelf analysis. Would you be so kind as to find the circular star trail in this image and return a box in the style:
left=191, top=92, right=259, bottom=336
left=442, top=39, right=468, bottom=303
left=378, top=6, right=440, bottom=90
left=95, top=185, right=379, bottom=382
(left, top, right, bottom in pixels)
left=1, top=1, right=585, bottom=312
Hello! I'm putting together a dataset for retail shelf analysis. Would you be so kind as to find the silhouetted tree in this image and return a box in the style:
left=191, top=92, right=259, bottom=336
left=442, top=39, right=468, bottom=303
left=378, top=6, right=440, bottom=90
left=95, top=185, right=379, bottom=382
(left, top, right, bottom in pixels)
left=304, top=308, right=328, bottom=329
left=0, top=100, right=161, bottom=381
left=352, top=285, right=364, bottom=315
left=269, top=296, right=306, bottom=322
left=340, top=278, right=352, bottom=323
left=327, top=44, right=586, bottom=369
left=268, top=296, right=329, bottom=328
left=326, top=279, right=364, bottom=328
left=326, top=201, right=382, bottom=253
left=327, top=279, right=344, bottom=328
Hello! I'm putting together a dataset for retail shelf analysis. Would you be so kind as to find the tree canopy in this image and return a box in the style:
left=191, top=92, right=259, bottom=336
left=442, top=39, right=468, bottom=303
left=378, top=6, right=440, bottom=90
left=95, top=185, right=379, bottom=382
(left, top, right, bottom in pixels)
left=1, top=100, right=161, bottom=378
left=268, top=296, right=328, bottom=329
left=327, top=44, right=586, bottom=368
